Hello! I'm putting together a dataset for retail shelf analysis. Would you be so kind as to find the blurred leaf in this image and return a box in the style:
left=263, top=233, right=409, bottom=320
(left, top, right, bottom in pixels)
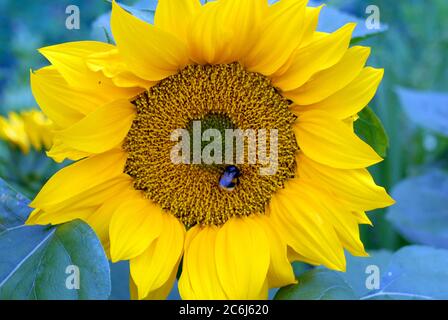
left=91, top=0, right=159, bottom=42
left=387, top=170, right=448, bottom=249
left=0, top=177, right=32, bottom=229
left=307, top=0, right=388, bottom=41
left=275, top=268, right=357, bottom=300
left=109, top=261, right=130, bottom=300
left=0, top=178, right=111, bottom=300
left=276, top=246, right=448, bottom=300
left=275, top=250, right=391, bottom=300
left=355, top=106, right=389, bottom=157
left=396, top=87, right=448, bottom=137
left=117, top=3, right=155, bottom=24
left=102, top=0, right=157, bottom=23
left=362, top=246, right=448, bottom=300
left=0, top=144, right=65, bottom=199
left=292, top=261, right=313, bottom=277
left=91, top=12, right=113, bottom=43
left=340, top=250, right=392, bottom=298
left=0, top=221, right=111, bottom=300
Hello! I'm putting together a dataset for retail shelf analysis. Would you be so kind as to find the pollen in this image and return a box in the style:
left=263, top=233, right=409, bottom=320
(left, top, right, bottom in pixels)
left=123, top=63, right=298, bottom=227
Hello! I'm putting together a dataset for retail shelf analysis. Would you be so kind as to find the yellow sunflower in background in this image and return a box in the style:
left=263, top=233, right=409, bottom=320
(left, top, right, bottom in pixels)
left=27, top=0, right=394, bottom=299
left=0, top=109, right=53, bottom=154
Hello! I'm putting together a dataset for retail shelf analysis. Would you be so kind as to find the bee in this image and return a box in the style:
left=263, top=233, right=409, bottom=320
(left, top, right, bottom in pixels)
left=219, top=165, right=241, bottom=192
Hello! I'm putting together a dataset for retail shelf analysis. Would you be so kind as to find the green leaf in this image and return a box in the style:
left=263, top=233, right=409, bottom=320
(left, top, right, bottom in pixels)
left=0, top=221, right=111, bottom=300
left=275, top=246, right=448, bottom=300
left=355, top=106, right=389, bottom=157
left=0, top=178, right=32, bottom=229
left=275, top=268, right=357, bottom=300
left=396, top=87, right=448, bottom=137
left=340, top=250, right=393, bottom=298
left=292, top=261, right=313, bottom=277
left=0, top=178, right=111, bottom=300
left=362, top=246, right=448, bottom=300
left=387, top=169, right=448, bottom=249
left=109, top=261, right=130, bottom=300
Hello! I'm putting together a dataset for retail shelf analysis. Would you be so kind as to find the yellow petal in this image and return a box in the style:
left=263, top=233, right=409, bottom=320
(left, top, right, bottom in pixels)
left=178, top=260, right=197, bottom=299
left=56, top=99, right=135, bottom=154
left=87, top=49, right=154, bottom=89
left=269, top=179, right=347, bottom=271
left=245, top=0, right=307, bottom=75
left=273, top=23, right=356, bottom=91
left=112, top=71, right=155, bottom=89
left=39, top=41, right=112, bottom=87
left=46, top=136, right=90, bottom=163
left=301, top=5, right=324, bottom=47
left=111, top=1, right=189, bottom=81
left=294, top=110, right=383, bottom=169
left=130, top=213, right=185, bottom=299
left=297, top=179, right=368, bottom=257
left=188, top=0, right=266, bottom=64
left=109, top=196, right=164, bottom=262
left=39, top=41, right=138, bottom=98
left=179, top=226, right=228, bottom=299
left=294, top=67, right=384, bottom=119
left=215, top=216, right=270, bottom=299
left=28, top=175, right=132, bottom=226
left=298, top=153, right=395, bottom=210
left=352, top=211, right=373, bottom=225
left=30, top=67, right=83, bottom=128
left=186, top=2, right=221, bottom=64
left=270, top=5, right=324, bottom=77
left=130, top=264, right=179, bottom=300
left=154, top=0, right=201, bottom=41
left=332, top=211, right=368, bottom=257
left=286, top=46, right=371, bottom=105
left=86, top=186, right=139, bottom=255
left=31, top=149, right=127, bottom=208
left=253, top=215, right=296, bottom=288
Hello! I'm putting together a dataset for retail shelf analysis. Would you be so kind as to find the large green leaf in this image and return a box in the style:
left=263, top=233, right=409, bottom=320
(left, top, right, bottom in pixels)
left=396, top=87, right=448, bottom=137
left=275, top=246, right=448, bottom=300
left=0, top=177, right=32, bottom=229
left=387, top=169, right=448, bottom=249
left=275, top=268, right=357, bottom=300
left=362, top=246, right=448, bottom=300
left=0, top=178, right=111, bottom=300
left=340, top=250, right=392, bottom=298
left=355, top=106, right=389, bottom=157
left=109, top=261, right=130, bottom=300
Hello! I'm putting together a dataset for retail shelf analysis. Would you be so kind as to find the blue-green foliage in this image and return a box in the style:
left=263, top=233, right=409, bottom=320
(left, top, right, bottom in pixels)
left=275, top=246, right=448, bottom=300
left=0, top=178, right=111, bottom=300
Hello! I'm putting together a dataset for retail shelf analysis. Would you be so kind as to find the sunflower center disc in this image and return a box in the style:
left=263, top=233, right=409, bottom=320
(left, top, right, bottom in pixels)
left=123, top=63, right=298, bottom=227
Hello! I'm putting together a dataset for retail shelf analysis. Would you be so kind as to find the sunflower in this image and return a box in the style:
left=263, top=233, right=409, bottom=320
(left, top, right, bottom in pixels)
left=0, top=109, right=53, bottom=154
left=27, top=0, right=394, bottom=299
